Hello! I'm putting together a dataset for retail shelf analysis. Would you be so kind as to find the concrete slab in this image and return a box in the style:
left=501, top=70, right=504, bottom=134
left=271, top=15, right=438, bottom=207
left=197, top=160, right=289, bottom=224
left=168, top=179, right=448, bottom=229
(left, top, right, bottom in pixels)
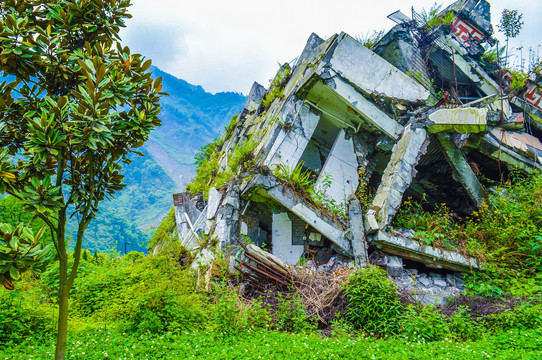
left=428, top=107, right=488, bottom=133
left=326, top=33, right=431, bottom=102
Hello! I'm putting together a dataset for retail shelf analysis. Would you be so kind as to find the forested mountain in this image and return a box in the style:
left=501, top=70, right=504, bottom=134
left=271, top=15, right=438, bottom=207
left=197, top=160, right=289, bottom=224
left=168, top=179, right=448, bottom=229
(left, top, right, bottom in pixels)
left=67, top=67, right=246, bottom=253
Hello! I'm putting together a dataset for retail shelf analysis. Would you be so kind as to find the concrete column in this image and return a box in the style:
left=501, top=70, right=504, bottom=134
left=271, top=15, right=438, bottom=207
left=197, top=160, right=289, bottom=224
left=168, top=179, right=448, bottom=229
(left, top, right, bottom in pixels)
left=437, top=133, right=487, bottom=206
left=367, top=125, right=428, bottom=231
left=348, top=195, right=368, bottom=267
left=213, top=187, right=240, bottom=249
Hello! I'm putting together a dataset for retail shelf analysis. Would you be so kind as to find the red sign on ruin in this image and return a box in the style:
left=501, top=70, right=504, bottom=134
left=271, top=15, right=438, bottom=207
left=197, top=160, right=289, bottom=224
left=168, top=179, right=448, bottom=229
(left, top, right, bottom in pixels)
left=525, top=85, right=542, bottom=110
left=451, top=17, right=484, bottom=46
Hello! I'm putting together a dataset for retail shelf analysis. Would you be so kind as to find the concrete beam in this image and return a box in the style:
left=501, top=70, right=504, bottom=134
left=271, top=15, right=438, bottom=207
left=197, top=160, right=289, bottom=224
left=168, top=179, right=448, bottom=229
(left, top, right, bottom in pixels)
left=478, top=132, right=540, bottom=173
left=245, top=175, right=353, bottom=255
left=369, top=230, right=480, bottom=272
left=326, top=77, right=404, bottom=139
left=435, top=36, right=500, bottom=96
left=437, top=134, right=488, bottom=206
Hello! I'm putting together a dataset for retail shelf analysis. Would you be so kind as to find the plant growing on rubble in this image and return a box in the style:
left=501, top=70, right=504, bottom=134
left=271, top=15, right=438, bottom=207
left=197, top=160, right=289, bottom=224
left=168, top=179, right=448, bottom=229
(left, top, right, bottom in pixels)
left=223, top=114, right=239, bottom=139
left=508, top=69, right=528, bottom=95
left=424, top=10, right=455, bottom=31
left=498, top=9, right=524, bottom=67
left=228, top=137, right=257, bottom=173
left=355, top=30, right=385, bottom=49
left=274, top=162, right=313, bottom=196
left=0, top=1, right=163, bottom=358
left=261, top=64, right=291, bottom=109
left=480, top=45, right=505, bottom=69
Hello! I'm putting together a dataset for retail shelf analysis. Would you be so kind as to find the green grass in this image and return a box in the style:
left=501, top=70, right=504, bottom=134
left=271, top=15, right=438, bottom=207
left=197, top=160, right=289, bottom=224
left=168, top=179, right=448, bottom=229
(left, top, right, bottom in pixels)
left=3, top=327, right=542, bottom=359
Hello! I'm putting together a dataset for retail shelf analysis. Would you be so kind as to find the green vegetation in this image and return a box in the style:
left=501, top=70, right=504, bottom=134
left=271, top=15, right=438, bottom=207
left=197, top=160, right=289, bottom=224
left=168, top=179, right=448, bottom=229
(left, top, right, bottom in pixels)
left=0, top=1, right=163, bottom=357
left=355, top=30, right=385, bottom=49
left=342, top=266, right=404, bottom=335
left=261, top=64, right=291, bottom=109
left=148, top=207, right=177, bottom=250
left=2, top=170, right=542, bottom=354
left=394, top=171, right=542, bottom=294
left=1, top=245, right=541, bottom=358
left=187, top=134, right=257, bottom=195
left=1, top=327, right=542, bottom=360
left=273, top=162, right=347, bottom=219
left=497, top=9, right=524, bottom=67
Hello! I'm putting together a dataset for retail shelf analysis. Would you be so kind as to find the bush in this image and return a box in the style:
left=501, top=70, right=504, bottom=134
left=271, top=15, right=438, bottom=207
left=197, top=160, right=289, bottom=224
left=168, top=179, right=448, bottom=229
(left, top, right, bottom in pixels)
left=342, top=266, right=404, bottom=335
left=209, top=283, right=270, bottom=334
left=0, top=284, right=54, bottom=344
left=488, top=302, right=542, bottom=332
left=272, top=291, right=316, bottom=333
left=400, top=305, right=450, bottom=342
left=125, top=287, right=206, bottom=334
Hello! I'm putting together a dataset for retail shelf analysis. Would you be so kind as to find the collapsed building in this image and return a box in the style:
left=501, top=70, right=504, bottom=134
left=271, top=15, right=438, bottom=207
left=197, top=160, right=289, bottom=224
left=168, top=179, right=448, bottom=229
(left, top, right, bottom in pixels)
left=172, top=0, right=542, bottom=298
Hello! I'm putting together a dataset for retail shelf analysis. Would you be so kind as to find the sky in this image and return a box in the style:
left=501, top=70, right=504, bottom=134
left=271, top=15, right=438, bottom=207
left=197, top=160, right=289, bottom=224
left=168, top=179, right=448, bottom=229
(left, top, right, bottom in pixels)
left=119, top=0, right=541, bottom=95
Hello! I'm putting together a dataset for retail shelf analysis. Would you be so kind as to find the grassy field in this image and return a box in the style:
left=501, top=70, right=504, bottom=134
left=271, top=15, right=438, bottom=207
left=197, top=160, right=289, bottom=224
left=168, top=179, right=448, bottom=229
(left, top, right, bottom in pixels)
left=3, top=327, right=542, bottom=360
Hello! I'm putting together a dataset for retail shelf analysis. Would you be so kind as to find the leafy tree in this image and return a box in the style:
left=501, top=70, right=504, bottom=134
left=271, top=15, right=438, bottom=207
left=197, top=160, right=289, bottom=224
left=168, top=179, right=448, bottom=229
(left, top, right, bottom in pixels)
left=497, top=9, right=524, bottom=67
left=0, top=1, right=163, bottom=359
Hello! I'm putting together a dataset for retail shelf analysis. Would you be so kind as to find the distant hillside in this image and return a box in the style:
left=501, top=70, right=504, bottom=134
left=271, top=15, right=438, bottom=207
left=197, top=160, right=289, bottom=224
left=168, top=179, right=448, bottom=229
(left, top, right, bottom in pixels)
left=69, top=67, right=246, bottom=253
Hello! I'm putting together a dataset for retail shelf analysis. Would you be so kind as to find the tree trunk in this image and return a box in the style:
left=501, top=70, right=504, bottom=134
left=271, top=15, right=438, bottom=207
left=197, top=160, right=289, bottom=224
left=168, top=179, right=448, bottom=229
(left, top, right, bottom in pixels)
left=55, top=255, right=69, bottom=360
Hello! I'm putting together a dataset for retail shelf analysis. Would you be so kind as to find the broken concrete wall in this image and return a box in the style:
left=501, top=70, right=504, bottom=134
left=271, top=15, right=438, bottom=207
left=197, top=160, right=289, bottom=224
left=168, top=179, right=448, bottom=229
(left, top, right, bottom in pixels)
left=264, top=101, right=320, bottom=169
left=272, top=212, right=304, bottom=265
left=314, top=129, right=359, bottom=207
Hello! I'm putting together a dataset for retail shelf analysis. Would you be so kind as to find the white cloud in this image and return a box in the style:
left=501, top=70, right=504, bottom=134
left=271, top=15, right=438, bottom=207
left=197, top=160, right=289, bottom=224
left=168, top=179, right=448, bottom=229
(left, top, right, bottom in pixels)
left=119, top=0, right=540, bottom=94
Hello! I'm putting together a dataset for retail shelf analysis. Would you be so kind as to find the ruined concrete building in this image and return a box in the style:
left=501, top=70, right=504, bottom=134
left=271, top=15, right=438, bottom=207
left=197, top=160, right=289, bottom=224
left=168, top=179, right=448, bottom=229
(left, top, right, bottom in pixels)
left=173, top=0, right=542, bottom=283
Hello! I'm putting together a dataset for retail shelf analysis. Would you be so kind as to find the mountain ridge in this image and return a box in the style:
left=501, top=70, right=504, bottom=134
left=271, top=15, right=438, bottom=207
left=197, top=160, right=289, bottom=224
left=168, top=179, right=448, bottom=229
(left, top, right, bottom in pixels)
left=72, top=67, right=246, bottom=253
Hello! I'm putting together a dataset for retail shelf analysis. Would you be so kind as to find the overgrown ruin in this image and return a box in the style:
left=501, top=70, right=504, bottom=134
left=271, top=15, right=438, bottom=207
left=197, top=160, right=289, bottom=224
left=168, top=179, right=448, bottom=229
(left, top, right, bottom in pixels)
left=172, top=0, right=542, bottom=303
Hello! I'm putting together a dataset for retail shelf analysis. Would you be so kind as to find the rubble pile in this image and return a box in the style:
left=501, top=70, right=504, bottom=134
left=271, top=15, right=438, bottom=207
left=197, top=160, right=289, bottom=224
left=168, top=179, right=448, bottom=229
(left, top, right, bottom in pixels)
left=173, top=0, right=542, bottom=303
left=234, top=238, right=351, bottom=324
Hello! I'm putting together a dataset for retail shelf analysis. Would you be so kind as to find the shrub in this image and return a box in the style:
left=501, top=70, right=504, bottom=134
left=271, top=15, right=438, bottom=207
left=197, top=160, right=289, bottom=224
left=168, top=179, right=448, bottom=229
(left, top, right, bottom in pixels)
left=342, top=266, right=404, bottom=335
left=447, top=306, right=480, bottom=340
left=272, top=291, right=316, bottom=333
left=148, top=207, right=176, bottom=250
left=0, top=284, right=55, bottom=344
left=400, top=305, right=450, bottom=342
left=125, top=287, right=206, bottom=334
left=209, top=283, right=270, bottom=334
left=488, top=302, right=542, bottom=332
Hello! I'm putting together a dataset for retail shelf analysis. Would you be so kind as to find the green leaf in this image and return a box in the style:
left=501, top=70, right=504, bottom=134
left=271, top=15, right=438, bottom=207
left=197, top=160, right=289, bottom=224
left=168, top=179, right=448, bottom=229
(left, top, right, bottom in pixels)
left=9, top=266, right=20, bottom=280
